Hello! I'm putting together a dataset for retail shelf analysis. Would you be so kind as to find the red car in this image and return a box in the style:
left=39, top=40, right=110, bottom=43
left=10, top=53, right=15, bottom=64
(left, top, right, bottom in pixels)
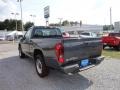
left=102, top=33, right=120, bottom=50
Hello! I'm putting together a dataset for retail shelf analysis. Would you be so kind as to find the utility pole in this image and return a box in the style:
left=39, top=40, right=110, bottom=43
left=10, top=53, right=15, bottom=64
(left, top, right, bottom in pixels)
left=11, top=13, right=19, bottom=30
left=17, top=0, right=24, bottom=31
left=110, top=7, right=112, bottom=30
left=58, top=18, right=63, bottom=27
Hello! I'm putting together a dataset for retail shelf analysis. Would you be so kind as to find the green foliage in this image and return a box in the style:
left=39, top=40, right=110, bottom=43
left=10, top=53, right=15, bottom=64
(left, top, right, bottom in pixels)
left=62, top=20, right=79, bottom=26
left=62, top=20, right=69, bottom=26
left=103, top=25, right=114, bottom=31
left=70, top=21, right=74, bottom=26
left=49, top=20, right=82, bottom=27
left=0, top=19, right=34, bottom=31
left=103, top=50, right=120, bottom=59
left=24, top=22, right=34, bottom=31
left=0, top=21, right=5, bottom=30
left=0, top=19, right=22, bottom=31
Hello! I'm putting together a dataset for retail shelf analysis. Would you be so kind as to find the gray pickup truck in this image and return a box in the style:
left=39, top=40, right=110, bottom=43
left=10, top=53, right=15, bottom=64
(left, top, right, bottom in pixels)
left=18, top=26, right=104, bottom=78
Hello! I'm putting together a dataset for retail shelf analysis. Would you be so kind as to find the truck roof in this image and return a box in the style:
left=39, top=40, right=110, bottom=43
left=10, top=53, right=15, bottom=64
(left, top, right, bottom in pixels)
left=33, top=26, right=59, bottom=29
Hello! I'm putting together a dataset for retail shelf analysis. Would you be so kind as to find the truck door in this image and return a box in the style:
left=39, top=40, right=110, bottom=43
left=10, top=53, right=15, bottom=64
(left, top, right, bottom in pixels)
left=21, top=28, right=32, bottom=55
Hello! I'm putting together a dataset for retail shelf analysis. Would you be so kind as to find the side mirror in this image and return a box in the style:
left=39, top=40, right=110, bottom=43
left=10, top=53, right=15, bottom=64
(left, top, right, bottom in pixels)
left=20, top=35, right=25, bottom=40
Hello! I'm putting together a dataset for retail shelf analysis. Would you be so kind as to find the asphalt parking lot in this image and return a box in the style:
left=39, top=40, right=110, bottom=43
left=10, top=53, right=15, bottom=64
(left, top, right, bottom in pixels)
left=0, top=43, right=120, bottom=90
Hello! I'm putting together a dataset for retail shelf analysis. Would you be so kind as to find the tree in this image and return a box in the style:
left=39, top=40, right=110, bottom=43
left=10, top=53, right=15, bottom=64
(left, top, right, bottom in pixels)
left=74, top=21, right=78, bottom=26
left=24, top=22, right=34, bottom=31
left=103, top=25, right=114, bottom=31
left=62, top=20, right=69, bottom=26
left=8, top=19, right=16, bottom=30
left=4, top=19, right=9, bottom=29
left=0, top=21, right=5, bottom=30
left=103, top=25, right=108, bottom=31
left=17, top=20, right=22, bottom=31
left=70, top=21, right=74, bottom=26
left=0, top=19, right=22, bottom=31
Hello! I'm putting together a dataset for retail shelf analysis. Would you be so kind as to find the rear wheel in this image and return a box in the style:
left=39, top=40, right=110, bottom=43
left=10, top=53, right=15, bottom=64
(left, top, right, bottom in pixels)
left=117, top=45, right=120, bottom=51
left=35, top=54, right=49, bottom=77
left=19, top=46, right=25, bottom=58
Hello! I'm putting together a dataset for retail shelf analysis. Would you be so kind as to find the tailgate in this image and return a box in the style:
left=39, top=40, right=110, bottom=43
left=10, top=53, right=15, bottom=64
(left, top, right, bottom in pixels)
left=63, top=38, right=103, bottom=62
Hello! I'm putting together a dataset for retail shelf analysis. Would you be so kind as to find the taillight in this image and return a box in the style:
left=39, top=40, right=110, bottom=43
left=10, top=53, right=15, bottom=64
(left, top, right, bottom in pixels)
left=55, top=43, right=64, bottom=63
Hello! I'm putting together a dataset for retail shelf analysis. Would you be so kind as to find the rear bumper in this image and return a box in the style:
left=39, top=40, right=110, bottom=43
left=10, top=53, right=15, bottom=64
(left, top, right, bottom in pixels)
left=103, top=43, right=118, bottom=47
left=61, top=56, right=104, bottom=74
left=91, top=56, right=104, bottom=65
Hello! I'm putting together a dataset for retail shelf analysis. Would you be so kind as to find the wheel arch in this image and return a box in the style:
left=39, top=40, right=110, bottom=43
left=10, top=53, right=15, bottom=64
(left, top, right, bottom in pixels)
left=34, top=49, right=44, bottom=60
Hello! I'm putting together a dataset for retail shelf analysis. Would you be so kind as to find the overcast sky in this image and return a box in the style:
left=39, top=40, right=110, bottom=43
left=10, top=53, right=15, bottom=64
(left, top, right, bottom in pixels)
left=0, top=0, right=120, bottom=25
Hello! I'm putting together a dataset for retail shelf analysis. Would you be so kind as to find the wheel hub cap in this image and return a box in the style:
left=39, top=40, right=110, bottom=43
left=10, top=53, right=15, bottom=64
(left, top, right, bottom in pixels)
left=36, top=59, right=42, bottom=74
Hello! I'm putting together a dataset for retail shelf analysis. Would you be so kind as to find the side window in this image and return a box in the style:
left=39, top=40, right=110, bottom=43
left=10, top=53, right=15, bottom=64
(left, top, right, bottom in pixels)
left=24, top=28, right=32, bottom=40
left=33, top=29, right=43, bottom=38
left=32, top=28, right=62, bottom=38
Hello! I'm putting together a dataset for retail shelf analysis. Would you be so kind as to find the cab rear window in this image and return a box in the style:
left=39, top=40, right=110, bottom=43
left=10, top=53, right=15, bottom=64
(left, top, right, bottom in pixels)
left=32, top=28, right=62, bottom=38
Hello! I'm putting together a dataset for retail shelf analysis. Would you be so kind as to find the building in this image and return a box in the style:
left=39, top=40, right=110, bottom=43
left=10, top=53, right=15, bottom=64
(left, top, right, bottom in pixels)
left=114, top=21, right=120, bottom=32
left=61, top=24, right=103, bottom=34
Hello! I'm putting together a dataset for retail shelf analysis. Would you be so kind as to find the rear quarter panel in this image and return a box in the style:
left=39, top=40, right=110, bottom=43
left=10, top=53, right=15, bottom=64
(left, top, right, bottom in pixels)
left=31, top=38, right=62, bottom=68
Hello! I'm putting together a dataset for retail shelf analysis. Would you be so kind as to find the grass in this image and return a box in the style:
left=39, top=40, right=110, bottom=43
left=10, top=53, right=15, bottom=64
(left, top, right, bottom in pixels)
left=102, top=48, right=120, bottom=59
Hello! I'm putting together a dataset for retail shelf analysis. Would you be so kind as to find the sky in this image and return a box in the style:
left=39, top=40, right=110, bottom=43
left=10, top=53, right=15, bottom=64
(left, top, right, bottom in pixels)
left=0, top=0, right=120, bottom=25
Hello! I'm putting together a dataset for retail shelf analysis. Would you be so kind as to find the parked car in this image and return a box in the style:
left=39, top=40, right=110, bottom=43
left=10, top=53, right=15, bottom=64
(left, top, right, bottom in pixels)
left=67, top=31, right=80, bottom=38
left=62, top=32, right=70, bottom=38
left=18, top=26, right=104, bottom=78
left=6, top=35, right=14, bottom=41
left=102, top=32, right=120, bottom=50
left=0, top=35, right=6, bottom=41
left=79, top=32, right=97, bottom=38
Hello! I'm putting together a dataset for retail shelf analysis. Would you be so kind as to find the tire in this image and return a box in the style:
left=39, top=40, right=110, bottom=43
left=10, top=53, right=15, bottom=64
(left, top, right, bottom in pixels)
left=19, top=46, right=25, bottom=58
left=35, top=54, right=49, bottom=77
left=103, top=45, right=106, bottom=49
left=117, top=45, right=120, bottom=51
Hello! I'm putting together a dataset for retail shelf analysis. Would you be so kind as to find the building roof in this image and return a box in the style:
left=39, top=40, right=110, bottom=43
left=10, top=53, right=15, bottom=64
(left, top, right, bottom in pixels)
left=61, top=24, right=103, bottom=33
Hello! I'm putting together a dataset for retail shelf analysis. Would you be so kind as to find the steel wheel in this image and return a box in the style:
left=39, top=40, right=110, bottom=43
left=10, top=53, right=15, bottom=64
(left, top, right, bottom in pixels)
left=36, top=58, right=42, bottom=74
left=35, top=54, right=49, bottom=77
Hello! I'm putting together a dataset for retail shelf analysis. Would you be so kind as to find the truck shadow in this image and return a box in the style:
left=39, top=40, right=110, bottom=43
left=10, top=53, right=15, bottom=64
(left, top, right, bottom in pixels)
left=0, top=56, right=93, bottom=90
left=46, top=69, right=93, bottom=90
